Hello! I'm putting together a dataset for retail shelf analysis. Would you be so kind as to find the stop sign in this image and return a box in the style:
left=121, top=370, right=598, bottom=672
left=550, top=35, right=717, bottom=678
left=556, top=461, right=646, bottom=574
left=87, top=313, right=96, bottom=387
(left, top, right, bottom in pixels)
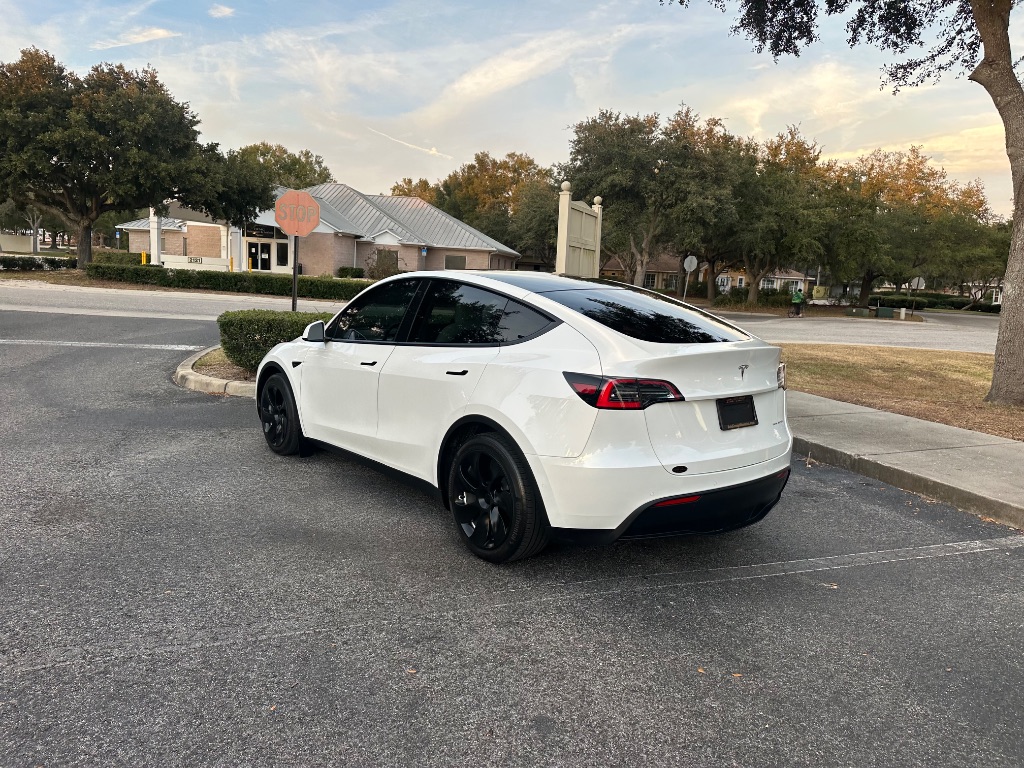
left=274, top=190, right=320, bottom=237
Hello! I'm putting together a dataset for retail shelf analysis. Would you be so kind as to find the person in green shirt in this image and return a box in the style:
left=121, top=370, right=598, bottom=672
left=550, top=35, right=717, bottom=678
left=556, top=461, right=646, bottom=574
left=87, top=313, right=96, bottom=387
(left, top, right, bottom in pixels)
left=791, top=288, right=805, bottom=317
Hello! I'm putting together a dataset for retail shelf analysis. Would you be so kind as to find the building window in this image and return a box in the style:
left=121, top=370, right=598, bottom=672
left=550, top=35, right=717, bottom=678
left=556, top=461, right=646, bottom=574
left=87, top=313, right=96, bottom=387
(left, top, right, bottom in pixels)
left=445, top=254, right=467, bottom=270
left=789, top=280, right=801, bottom=292
left=717, top=276, right=730, bottom=290
left=643, top=273, right=657, bottom=289
left=665, top=275, right=679, bottom=291
left=277, top=243, right=289, bottom=267
left=737, top=277, right=745, bottom=288
left=760, top=278, right=776, bottom=290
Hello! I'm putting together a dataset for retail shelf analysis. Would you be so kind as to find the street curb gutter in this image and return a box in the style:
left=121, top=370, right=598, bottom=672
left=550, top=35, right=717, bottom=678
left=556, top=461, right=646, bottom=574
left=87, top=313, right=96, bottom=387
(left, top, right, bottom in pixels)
left=173, top=346, right=256, bottom=398
left=793, top=436, right=1024, bottom=531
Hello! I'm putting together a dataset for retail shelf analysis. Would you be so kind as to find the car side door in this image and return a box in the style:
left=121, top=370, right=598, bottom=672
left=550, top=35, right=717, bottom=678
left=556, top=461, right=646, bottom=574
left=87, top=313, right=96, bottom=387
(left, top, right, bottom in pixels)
left=374, top=279, right=509, bottom=481
left=297, top=278, right=421, bottom=456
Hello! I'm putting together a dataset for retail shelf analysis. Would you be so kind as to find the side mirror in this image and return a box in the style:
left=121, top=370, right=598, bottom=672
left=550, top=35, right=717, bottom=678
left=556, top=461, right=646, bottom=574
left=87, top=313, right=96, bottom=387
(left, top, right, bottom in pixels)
left=302, top=320, right=326, bottom=343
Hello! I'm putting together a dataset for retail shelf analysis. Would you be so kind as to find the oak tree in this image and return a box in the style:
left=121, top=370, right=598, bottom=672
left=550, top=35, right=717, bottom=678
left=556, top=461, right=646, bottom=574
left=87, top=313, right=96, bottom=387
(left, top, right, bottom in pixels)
left=235, top=143, right=335, bottom=190
left=661, top=0, right=1024, bottom=404
left=0, top=49, right=273, bottom=264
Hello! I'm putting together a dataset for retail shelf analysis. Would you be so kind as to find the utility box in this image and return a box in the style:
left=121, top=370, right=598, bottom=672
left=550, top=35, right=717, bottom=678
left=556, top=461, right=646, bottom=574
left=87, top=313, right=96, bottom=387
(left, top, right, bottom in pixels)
left=875, top=306, right=895, bottom=319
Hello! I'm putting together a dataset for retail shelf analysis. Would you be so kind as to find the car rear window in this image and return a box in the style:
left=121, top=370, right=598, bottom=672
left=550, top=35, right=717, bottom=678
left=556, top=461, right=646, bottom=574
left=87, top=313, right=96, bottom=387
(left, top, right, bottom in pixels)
left=542, top=287, right=748, bottom=344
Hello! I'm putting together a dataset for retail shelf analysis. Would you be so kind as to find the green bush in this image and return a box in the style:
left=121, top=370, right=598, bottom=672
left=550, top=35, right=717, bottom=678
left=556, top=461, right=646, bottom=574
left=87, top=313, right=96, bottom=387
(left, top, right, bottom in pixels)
left=761, top=289, right=795, bottom=308
left=0, top=254, right=77, bottom=270
left=218, top=310, right=335, bottom=372
left=336, top=266, right=365, bottom=278
left=968, top=302, right=1002, bottom=313
left=85, top=263, right=371, bottom=300
left=92, top=250, right=145, bottom=266
left=870, top=294, right=933, bottom=309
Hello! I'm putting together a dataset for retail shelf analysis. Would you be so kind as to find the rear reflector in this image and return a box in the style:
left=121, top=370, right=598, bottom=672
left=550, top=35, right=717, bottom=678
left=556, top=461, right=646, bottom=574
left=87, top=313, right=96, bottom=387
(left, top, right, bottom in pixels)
left=564, top=372, right=684, bottom=410
left=654, top=494, right=702, bottom=508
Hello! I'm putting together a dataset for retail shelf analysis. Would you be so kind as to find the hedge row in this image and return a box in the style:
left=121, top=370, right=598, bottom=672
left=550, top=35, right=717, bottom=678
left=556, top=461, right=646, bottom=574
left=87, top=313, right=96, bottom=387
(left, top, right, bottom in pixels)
left=336, top=266, right=365, bottom=278
left=92, top=250, right=146, bottom=266
left=218, top=310, right=335, bottom=372
left=870, top=294, right=934, bottom=309
left=870, top=293, right=1001, bottom=313
left=85, top=263, right=371, bottom=300
left=0, top=254, right=78, bottom=270
left=711, top=287, right=797, bottom=308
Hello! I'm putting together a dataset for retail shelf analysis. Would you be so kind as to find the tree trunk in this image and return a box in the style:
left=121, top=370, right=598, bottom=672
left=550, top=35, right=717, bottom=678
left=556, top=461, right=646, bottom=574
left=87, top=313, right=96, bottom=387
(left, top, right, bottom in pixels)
left=969, top=0, right=1024, bottom=405
left=858, top=272, right=877, bottom=307
left=77, top=222, right=93, bottom=265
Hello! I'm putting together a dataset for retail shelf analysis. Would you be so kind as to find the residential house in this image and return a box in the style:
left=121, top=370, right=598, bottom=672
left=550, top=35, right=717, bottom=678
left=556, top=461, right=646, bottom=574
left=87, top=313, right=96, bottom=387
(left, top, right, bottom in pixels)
left=599, top=254, right=815, bottom=294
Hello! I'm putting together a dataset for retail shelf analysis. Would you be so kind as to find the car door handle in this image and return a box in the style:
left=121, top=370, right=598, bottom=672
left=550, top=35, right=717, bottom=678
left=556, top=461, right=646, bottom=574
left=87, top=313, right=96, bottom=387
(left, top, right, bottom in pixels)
left=360, top=361, right=377, bottom=367
left=446, top=369, right=469, bottom=376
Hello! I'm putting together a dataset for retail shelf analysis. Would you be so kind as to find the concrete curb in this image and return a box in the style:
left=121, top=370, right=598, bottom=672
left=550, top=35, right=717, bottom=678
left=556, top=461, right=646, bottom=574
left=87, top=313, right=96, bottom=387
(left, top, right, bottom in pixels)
left=793, top=436, right=1024, bottom=531
left=173, top=346, right=256, bottom=398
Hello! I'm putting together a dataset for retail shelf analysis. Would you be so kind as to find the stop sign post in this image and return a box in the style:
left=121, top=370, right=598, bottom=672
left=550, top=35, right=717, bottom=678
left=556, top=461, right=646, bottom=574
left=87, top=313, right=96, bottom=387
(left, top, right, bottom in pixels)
left=275, top=190, right=321, bottom=311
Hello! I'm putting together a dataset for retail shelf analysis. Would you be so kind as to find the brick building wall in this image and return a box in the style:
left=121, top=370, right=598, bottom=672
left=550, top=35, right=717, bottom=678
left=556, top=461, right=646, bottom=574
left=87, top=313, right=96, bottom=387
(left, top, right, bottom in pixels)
left=424, top=248, right=493, bottom=271
left=184, top=223, right=223, bottom=259
left=296, top=232, right=339, bottom=277
left=126, top=230, right=184, bottom=256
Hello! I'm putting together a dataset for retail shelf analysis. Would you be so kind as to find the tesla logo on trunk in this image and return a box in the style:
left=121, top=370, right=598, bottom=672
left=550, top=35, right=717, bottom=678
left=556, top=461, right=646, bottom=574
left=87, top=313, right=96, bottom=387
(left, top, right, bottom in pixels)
left=738, top=364, right=749, bottom=380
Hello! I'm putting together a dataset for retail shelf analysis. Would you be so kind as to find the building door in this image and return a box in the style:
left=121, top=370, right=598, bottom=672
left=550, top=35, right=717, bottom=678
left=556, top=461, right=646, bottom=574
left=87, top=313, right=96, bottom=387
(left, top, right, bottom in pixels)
left=247, top=241, right=273, bottom=270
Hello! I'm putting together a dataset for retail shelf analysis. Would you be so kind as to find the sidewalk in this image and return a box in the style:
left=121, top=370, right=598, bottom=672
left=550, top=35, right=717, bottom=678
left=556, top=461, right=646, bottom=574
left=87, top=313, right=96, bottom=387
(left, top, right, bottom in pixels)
left=174, top=352, right=1024, bottom=532
left=788, top=391, right=1024, bottom=529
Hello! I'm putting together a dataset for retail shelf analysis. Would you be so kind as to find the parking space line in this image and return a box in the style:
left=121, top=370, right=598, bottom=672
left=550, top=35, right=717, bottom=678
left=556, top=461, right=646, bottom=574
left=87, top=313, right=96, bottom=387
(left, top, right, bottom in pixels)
left=489, top=535, right=1024, bottom=606
left=0, top=339, right=204, bottom=352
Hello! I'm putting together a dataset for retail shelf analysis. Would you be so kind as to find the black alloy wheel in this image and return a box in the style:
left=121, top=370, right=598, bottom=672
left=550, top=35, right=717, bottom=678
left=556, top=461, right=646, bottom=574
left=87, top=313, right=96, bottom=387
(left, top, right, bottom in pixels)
left=448, top=433, right=550, bottom=563
left=259, top=373, right=302, bottom=455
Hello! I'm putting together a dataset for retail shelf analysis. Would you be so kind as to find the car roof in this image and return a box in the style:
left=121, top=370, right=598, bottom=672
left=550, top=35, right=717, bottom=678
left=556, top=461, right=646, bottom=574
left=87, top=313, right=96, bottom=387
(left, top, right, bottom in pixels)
left=388, top=270, right=618, bottom=294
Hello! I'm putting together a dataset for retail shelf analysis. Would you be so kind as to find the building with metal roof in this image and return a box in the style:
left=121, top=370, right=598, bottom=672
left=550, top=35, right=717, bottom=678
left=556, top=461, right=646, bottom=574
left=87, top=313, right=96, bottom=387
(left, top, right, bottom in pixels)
left=117, top=185, right=520, bottom=276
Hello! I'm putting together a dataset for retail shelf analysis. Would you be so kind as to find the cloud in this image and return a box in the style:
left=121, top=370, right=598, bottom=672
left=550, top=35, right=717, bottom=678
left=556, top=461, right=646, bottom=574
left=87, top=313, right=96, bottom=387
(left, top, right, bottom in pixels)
left=209, top=4, right=234, bottom=18
left=826, top=121, right=1008, bottom=175
left=91, top=27, right=181, bottom=50
left=367, top=127, right=453, bottom=159
left=411, top=31, right=598, bottom=123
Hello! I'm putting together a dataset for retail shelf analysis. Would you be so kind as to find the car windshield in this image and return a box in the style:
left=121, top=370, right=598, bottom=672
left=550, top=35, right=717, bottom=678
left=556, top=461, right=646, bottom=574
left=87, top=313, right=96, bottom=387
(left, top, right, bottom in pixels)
left=540, top=286, right=748, bottom=344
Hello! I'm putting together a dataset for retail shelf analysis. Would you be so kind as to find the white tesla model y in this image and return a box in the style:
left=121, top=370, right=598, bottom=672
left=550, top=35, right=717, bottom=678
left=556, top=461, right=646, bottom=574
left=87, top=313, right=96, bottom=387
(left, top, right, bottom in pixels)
left=256, top=272, right=792, bottom=562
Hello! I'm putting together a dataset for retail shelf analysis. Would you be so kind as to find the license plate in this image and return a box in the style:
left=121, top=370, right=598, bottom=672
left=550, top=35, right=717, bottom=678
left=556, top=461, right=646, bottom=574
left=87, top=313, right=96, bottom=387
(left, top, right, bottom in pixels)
left=717, top=395, right=757, bottom=430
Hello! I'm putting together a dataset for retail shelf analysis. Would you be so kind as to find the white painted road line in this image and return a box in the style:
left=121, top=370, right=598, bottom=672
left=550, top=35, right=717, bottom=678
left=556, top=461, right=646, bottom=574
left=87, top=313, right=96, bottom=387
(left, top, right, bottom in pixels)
left=0, top=303, right=218, bottom=321
left=0, top=339, right=204, bottom=352
left=480, top=535, right=1024, bottom=606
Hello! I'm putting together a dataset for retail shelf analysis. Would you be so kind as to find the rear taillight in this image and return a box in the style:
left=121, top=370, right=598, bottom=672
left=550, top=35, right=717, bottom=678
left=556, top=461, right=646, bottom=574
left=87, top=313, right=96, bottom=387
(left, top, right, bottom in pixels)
left=564, top=373, right=684, bottom=410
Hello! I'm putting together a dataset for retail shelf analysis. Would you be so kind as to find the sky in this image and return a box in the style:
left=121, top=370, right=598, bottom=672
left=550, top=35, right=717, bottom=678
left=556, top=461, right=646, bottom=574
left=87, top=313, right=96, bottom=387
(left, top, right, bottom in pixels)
left=0, top=0, right=1017, bottom=216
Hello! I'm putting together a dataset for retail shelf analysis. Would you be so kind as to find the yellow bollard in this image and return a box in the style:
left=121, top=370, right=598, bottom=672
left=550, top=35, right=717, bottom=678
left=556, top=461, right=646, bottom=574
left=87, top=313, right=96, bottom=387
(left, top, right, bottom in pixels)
left=141, top=251, right=147, bottom=265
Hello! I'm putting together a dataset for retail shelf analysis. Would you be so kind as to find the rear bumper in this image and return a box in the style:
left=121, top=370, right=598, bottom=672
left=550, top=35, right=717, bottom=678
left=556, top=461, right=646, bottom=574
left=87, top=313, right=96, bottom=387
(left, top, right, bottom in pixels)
left=526, top=437, right=792, bottom=537
left=552, top=467, right=790, bottom=544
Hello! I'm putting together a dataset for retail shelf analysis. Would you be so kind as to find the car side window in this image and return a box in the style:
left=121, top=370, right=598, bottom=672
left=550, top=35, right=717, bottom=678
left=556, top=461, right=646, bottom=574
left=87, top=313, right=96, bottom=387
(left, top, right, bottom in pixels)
left=326, top=279, right=420, bottom=342
left=409, top=281, right=509, bottom=345
left=498, top=300, right=552, bottom=342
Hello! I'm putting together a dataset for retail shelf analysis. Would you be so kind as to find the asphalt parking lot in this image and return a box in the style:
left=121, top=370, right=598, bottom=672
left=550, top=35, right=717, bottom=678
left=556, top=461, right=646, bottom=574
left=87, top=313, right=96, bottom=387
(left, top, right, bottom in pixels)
left=2, top=309, right=1023, bottom=766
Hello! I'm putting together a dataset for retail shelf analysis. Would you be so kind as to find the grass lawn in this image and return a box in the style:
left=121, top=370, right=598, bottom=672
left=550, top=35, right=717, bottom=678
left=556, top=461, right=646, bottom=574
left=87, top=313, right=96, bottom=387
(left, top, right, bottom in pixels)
left=781, top=344, right=1022, bottom=442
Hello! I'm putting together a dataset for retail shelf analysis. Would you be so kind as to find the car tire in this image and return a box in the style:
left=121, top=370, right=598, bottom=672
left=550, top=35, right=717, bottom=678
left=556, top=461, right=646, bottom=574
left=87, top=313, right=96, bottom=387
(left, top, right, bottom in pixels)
left=447, top=432, right=550, bottom=563
left=258, top=372, right=303, bottom=456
